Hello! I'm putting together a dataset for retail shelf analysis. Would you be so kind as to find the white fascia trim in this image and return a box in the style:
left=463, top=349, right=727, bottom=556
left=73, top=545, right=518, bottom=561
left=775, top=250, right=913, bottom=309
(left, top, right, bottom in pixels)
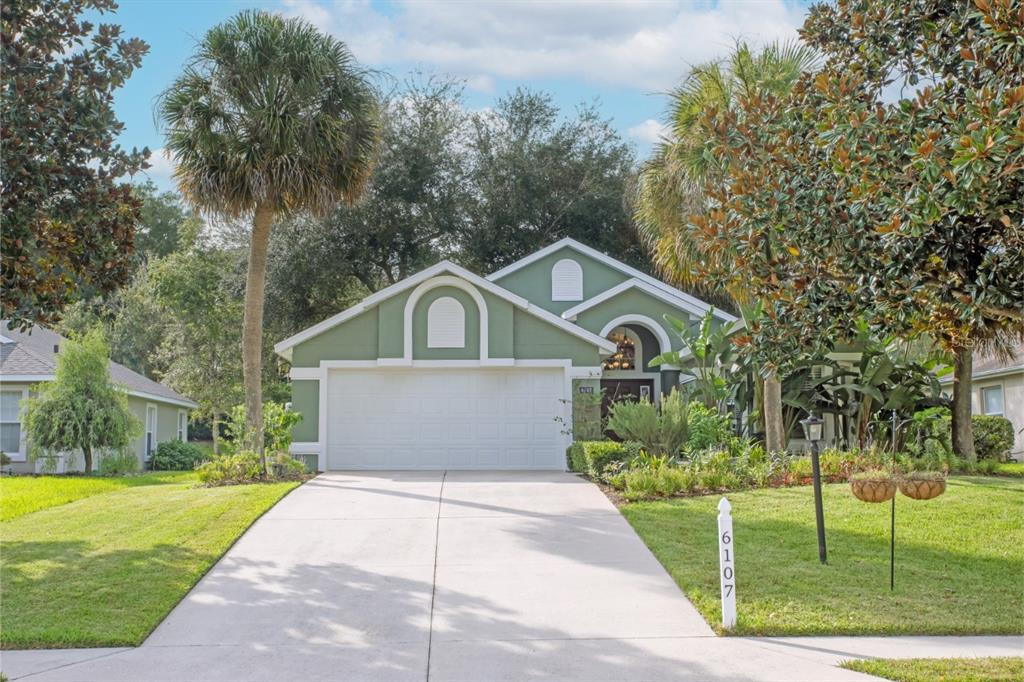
left=486, top=237, right=737, bottom=323
left=938, top=365, right=1024, bottom=384
left=128, top=390, right=197, bottom=409
left=599, top=314, right=674, bottom=359
left=322, top=359, right=574, bottom=369
left=0, top=374, right=54, bottom=382
left=561, top=278, right=708, bottom=322
left=276, top=258, right=616, bottom=358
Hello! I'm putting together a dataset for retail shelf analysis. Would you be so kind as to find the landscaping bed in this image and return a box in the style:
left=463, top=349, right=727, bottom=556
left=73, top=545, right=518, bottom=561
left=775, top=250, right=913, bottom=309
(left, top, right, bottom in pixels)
left=0, top=476, right=299, bottom=648
left=840, top=657, right=1024, bottom=682
left=619, top=476, right=1024, bottom=636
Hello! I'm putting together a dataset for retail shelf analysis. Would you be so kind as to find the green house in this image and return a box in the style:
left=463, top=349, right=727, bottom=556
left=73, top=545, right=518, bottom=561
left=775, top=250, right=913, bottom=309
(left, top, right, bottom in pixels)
left=0, top=322, right=197, bottom=473
left=275, top=238, right=734, bottom=471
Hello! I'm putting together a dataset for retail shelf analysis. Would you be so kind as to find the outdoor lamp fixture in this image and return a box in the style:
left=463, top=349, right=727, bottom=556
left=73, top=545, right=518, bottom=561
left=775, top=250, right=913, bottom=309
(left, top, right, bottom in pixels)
left=800, top=413, right=828, bottom=565
left=726, top=399, right=740, bottom=436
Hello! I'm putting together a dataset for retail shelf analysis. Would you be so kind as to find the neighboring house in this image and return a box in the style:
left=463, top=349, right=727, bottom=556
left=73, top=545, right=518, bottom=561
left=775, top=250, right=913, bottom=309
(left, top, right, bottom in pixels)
left=275, top=238, right=734, bottom=471
left=0, top=322, right=197, bottom=473
left=939, top=340, right=1024, bottom=461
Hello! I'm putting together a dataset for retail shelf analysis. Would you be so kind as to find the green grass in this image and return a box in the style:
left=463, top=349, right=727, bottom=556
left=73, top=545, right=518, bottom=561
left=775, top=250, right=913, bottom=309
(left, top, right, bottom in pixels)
left=993, top=462, right=1024, bottom=478
left=620, top=477, right=1024, bottom=636
left=0, top=471, right=196, bottom=521
left=1, top=478, right=298, bottom=648
left=841, top=657, right=1024, bottom=682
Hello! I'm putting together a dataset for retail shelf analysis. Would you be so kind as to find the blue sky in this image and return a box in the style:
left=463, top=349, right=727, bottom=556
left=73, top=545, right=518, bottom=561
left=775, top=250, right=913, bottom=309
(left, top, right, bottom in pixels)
left=109, top=0, right=811, bottom=192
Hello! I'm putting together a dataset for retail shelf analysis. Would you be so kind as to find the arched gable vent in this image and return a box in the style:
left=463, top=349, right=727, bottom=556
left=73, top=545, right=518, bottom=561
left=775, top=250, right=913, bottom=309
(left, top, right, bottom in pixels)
left=551, top=258, right=583, bottom=301
left=427, top=296, right=466, bottom=348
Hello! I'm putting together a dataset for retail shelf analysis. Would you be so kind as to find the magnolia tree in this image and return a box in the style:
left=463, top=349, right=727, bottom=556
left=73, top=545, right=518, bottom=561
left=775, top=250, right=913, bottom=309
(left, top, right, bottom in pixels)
left=22, top=329, right=141, bottom=474
left=693, top=0, right=1023, bottom=460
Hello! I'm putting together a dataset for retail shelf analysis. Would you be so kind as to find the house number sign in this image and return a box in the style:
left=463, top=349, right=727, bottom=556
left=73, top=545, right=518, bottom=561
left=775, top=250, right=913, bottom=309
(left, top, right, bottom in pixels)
left=717, top=497, right=737, bottom=629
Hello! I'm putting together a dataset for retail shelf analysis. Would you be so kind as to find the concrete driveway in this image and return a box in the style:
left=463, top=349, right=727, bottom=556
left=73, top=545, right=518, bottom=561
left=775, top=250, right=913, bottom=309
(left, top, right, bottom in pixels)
left=3, top=472, right=874, bottom=681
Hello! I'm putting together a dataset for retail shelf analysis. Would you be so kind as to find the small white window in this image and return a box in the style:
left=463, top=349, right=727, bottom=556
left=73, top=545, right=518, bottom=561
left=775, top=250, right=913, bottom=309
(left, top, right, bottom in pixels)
left=427, top=296, right=465, bottom=348
left=551, top=258, right=583, bottom=301
left=0, top=389, right=26, bottom=461
left=982, top=385, right=1004, bottom=416
left=177, top=410, right=188, bottom=442
left=145, top=404, right=158, bottom=457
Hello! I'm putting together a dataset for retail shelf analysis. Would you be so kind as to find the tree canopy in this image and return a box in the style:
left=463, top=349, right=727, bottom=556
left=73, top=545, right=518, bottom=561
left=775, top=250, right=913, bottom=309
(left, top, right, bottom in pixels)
left=1, top=0, right=149, bottom=328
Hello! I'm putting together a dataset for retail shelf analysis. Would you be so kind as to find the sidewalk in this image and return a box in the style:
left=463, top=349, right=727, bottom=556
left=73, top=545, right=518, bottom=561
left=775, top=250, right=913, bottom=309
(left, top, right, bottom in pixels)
left=1, top=636, right=1020, bottom=681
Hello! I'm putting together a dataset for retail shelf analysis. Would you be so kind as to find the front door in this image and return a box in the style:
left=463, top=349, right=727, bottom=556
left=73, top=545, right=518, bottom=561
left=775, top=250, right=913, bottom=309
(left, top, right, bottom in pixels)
left=601, top=379, right=655, bottom=440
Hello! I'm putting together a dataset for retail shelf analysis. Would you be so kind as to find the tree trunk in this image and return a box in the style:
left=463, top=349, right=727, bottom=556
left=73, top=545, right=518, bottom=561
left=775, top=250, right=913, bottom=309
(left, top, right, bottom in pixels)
left=951, top=345, right=976, bottom=462
left=212, top=412, right=220, bottom=456
left=243, top=205, right=274, bottom=471
left=763, top=374, right=785, bottom=453
left=83, top=445, right=93, bottom=475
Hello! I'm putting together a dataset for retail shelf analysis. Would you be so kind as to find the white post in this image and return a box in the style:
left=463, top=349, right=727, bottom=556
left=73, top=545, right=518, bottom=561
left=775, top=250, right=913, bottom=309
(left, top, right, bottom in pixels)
left=718, top=497, right=737, bottom=629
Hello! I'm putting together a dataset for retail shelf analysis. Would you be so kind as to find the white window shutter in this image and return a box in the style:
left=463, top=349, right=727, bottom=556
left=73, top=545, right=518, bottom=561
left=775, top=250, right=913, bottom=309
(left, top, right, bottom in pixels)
left=427, top=297, right=466, bottom=348
left=551, top=259, right=583, bottom=301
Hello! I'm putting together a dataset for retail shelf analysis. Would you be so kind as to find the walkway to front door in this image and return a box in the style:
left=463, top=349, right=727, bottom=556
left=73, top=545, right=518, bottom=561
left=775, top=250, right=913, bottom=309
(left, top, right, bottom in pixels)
left=4, top=472, right=871, bottom=681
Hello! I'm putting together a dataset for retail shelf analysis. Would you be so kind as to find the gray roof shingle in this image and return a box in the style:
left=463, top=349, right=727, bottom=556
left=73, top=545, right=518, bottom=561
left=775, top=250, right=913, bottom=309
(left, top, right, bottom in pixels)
left=0, top=321, right=196, bottom=407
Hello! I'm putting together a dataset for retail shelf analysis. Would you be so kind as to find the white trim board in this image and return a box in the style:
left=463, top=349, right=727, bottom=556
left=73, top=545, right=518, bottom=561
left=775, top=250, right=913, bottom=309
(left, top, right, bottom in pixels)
left=0, top=375, right=196, bottom=409
left=562, top=278, right=708, bottom=322
left=486, top=237, right=737, bottom=323
left=599, top=314, right=674, bottom=359
left=274, top=259, right=617, bottom=358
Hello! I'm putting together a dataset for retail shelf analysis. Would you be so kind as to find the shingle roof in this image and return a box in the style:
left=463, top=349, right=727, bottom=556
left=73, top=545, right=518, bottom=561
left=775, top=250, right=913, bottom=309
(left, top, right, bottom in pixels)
left=0, top=321, right=196, bottom=407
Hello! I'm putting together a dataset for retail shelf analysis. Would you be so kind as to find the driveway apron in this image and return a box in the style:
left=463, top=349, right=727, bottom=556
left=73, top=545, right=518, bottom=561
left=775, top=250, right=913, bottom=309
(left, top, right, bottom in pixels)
left=3, top=472, right=874, bottom=681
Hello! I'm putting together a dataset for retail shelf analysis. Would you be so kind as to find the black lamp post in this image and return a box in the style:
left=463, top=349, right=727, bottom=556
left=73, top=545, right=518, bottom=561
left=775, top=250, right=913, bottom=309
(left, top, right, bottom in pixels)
left=726, top=399, right=740, bottom=436
left=800, top=413, right=827, bottom=565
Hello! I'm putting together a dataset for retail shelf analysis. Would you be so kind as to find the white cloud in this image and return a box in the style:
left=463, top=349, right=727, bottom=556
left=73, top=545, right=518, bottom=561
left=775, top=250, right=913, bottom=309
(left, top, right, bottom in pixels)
left=282, top=0, right=806, bottom=92
left=143, top=147, right=176, bottom=187
left=628, top=119, right=669, bottom=144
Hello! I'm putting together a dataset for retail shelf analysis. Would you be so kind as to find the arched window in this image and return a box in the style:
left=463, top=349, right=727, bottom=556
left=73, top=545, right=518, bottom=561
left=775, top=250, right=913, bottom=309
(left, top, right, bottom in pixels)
left=551, top=258, right=583, bottom=301
left=427, top=296, right=465, bottom=348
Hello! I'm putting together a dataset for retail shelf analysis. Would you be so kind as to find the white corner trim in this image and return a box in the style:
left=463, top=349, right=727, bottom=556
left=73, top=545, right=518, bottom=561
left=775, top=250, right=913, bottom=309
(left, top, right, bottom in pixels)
left=487, top=237, right=737, bottom=323
left=561, top=278, right=709, bottom=322
left=599, top=314, right=674, bottom=358
left=405, top=276, right=488, bottom=361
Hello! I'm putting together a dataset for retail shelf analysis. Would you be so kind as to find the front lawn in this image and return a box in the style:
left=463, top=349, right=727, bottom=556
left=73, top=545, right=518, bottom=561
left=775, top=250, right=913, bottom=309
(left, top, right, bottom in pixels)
left=620, top=477, right=1023, bottom=636
left=0, top=471, right=196, bottom=521
left=1, top=477, right=298, bottom=648
left=841, top=657, right=1024, bottom=682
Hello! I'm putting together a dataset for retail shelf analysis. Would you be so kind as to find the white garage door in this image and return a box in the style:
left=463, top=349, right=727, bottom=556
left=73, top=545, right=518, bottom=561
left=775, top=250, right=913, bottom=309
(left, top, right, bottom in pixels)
left=325, top=368, right=566, bottom=470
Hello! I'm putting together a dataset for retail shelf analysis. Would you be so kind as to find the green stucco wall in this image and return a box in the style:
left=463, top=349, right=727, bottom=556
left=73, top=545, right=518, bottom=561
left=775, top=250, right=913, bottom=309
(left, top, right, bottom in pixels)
left=290, top=380, right=319, bottom=442
left=292, top=307, right=379, bottom=367
left=491, top=246, right=629, bottom=315
left=512, top=308, right=601, bottom=366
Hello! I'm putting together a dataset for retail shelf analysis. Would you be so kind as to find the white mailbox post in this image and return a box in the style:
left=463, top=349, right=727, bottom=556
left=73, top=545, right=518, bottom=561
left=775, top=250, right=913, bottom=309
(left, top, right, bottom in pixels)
left=717, top=497, right=736, bottom=629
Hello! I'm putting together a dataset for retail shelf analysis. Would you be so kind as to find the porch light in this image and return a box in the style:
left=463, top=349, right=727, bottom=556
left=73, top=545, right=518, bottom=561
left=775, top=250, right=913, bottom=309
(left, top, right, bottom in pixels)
left=800, top=413, right=824, bottom=444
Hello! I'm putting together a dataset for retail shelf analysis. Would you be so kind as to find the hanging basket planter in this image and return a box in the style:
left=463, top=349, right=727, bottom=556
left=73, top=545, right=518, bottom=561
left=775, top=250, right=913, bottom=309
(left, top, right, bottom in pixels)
left=899, top=472, right=947, bottom=500
left=850, top=471, right=897, bottom=503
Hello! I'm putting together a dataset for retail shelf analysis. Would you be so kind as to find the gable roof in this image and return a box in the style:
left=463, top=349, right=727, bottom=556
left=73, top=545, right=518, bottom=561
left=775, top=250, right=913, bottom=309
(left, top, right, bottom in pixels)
left=560, top=278, right=712, bottom=322
left=0, top=322, right=197, bottom=408
left=274, top=260, right=618, bottom=358
left=486, top=237, right=737, bottom=323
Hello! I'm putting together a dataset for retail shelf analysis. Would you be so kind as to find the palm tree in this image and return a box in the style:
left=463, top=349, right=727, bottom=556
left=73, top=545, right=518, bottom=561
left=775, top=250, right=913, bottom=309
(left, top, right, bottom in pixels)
left=634, top=40, right=817, bottom=453
left=159, top=10, right=380, bottom=468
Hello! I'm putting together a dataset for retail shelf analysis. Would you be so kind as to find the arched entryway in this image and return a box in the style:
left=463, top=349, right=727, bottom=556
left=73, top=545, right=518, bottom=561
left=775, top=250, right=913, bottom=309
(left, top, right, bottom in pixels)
left=598, top=316, right=682, bottom=419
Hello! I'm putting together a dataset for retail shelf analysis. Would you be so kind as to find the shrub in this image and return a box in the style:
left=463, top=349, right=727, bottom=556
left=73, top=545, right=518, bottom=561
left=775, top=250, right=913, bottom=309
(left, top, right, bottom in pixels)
left=973, top=415, right=1014, bottom=461
left=606, top=389, right=689, bottom=458
left=224, top=401, right=302, bottom=454
left=568, top=441, right=627, bottom=478
left=151, top=440, right=208, bottom=471
left=97, top=449, right=138, bottom=475
left=685, top=402, right=733, bottom=452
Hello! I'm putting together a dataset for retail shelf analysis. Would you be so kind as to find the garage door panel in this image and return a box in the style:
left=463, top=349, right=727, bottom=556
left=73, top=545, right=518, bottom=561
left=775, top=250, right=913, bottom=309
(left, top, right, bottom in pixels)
left=325, top=368, right=565, bottom=470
